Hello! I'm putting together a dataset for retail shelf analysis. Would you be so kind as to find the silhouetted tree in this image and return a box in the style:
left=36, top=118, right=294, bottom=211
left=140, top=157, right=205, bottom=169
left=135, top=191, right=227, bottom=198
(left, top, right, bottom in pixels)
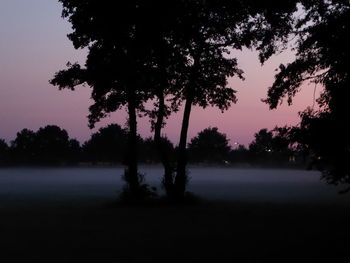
left=11, top=126, right=80, bottom=165
left=262, top=1, right=350, bottom=190
left=67, top=138, right=81, bottom=164
left=51, top=1, right=160, bottom=198
left=139, top=136, right=175, bottom=164
left=165, top=1, right=250, bottom=199
left=11, top=129, right=36, bottom=164
left=188, top=127, right=231, bottom=163
left=50, top=0, right=300, bottom=200
left=34, top=125, right=72, bottom=164
left=249, top=127, right=294, bottom=164
left=229, top=144, right=250, bottom=164
left=0, top=139, right=9, bottom=165
left=249, top=129, right=274, bottom=156
left=167, top=0, right=300, bottom=199
left=83, top=124, right=128, bottom=163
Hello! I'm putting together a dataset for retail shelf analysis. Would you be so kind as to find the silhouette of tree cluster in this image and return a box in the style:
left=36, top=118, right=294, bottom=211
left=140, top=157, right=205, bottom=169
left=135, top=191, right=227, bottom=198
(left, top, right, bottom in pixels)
left=248, top=127, right=298, bottom=165
left=0, top=124, right=305, bottom=167
left=82, top=124, right=128, bottom=163
left=188, top=127, right=231, bottom=163
left=49, top=0, right=300, bottom=201
left=0, top=124, right=163, bottom=166
left=0, top=139, right=9, bottom=165
left=1, top=126, right=80, bottom=165
left=82, top=124, right=175, bottom=164
left=187, top=126, right=302, bottom=166
left=262, top=0, right=350, bottom=191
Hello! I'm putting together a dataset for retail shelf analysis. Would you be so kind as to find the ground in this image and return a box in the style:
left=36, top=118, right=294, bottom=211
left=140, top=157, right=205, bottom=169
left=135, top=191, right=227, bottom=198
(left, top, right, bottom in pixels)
left=1, top=198, right=349, bottom=262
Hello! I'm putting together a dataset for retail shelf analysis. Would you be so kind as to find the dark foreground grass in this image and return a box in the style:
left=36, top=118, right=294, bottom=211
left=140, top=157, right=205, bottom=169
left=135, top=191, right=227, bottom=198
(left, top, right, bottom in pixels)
left=1, top=197, right=350, bottom=262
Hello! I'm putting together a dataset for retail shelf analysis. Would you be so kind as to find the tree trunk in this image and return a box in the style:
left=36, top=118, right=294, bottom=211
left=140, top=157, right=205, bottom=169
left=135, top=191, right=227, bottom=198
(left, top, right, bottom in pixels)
left=125, top=90, right=140, bottom=194
left=173, top=52, right=199, bottom=200
left=174, top=91, right=194, bottom=199
left=154, top=91, right=174, bottom=198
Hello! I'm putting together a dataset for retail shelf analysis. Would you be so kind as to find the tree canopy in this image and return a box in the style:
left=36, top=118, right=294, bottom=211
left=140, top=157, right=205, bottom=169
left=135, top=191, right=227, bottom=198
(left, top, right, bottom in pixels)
left=10, top=126, right=79, bottom=165
left=263, top=0, right=350, bottom=190
left=188, top=127, right=231, bottom=163
left=50, top=0, right=323, bottom=200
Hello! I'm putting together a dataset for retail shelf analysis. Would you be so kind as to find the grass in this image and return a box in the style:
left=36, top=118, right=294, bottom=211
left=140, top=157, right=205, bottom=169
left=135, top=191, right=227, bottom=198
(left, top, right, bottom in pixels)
left=1, top=196, right=350, bottom=262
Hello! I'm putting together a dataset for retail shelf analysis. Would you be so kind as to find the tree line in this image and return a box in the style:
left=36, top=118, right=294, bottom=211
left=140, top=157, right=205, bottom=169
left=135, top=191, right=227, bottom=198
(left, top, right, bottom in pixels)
left=0, top=124, right=306, bottom=167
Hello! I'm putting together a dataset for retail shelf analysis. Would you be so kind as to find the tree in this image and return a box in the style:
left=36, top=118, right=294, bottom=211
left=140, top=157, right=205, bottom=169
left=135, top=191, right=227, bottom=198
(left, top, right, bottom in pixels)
left=67, top=138, right=81, bottom=164
left=51, top=1, right=161, bottom=198
left=229, top=144, right=250, bottom=164
left=11, top=129, right=36, bottom=164
left=51, top=0, right=300, bottom=200
left=166, top=0, right=300, bottom=199
left=0, top=139, right=9, bottom=165
left=11, top=126, right=80, bottom=165
left=34, top=125, right=73, bottom=164
left=51, top=0, right=249, bottom=200
left=249, top=129, right=274, bottom=155
left=162, top=0, right=252, bottom=199
left=188, top=127, right=231, bottom=163
left=83, top=124, right=128, bottom=163
left=262, top=1, right=350, bottom=190
left=139, top=136, right=175, bottom=164
left=249, top=127, right=294, bottom=164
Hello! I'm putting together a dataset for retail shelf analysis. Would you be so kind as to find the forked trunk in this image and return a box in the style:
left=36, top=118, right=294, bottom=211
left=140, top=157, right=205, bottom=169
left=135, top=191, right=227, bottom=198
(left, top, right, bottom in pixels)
left=154, top=92, right=174, bottom=198
left=174, top=92, right=194, bottom=199
left=125, top=91, right=140, bottom=194
left=174, top=54, right=199, bottom=200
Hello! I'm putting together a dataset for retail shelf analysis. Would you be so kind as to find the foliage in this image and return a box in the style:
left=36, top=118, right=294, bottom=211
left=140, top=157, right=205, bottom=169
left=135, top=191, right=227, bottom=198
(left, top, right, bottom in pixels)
left=188, top=127, right=230, bottom=163
left=10, top=126, right=79, bottom=165
left=83, top=124, right=128, bottom=163
left=249, top=127, right=295, bottom=164
left=50, top=0, right=169, bottom=196
left=0, top=139, right=9, bottom=165
left=139, top=137, right=175, bottom=164
left=262, top=0, right=350, bottom=189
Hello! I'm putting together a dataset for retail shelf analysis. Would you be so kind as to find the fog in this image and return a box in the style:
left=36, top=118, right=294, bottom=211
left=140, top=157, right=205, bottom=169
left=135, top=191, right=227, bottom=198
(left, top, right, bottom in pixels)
left=1, top=167, right=349, bottom=207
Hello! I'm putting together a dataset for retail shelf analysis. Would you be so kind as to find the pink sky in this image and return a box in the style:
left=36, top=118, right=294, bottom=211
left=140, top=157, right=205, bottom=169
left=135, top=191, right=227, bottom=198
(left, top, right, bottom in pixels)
left=0, top=0, right=320, bottom=146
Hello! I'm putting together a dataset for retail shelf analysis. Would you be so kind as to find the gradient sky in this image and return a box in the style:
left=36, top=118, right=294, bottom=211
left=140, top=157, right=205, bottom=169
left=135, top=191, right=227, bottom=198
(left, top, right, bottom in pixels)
left=0, top=0, right=321, bottom=146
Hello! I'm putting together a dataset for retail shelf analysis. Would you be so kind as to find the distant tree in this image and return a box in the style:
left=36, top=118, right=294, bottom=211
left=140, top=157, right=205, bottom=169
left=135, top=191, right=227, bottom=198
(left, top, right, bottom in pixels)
left=34, top=125, right=78, bottom=164
left=249, top=127, right=294, bottom=164
left=139, top=137, right=175, bottom=164
left=68, top=138, right=81, bottom=164
left=249, top=129, right=274, bottom=156
left=262, top=1, right=350, bottom=190
left=271, top=127, right=293, bottom=153
left=0, top=139, right=9, bottom=165
left=11, top=129, right=36, bottom=164
left=188, top=127, right=231, bottom=163
left=83, top=124, right=128, bottom=163
left=11, top=126, right=80, bottom=165
left=229, top=144, right=250, bottom=164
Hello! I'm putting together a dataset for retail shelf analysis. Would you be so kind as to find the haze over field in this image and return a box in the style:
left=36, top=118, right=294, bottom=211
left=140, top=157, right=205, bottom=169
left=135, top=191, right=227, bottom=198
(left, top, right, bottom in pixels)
left=1, top=168, right=348, bottom=207
left=1, top=1, right=350, bottom=261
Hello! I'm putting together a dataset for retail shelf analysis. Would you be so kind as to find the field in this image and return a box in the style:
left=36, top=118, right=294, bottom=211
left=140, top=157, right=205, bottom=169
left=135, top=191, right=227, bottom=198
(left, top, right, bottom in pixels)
left=1, top=167, right=350, bottom=262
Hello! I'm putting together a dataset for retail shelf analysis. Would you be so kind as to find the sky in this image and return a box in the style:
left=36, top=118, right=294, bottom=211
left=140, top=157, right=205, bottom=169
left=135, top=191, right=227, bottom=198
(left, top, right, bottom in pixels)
left=0, top=0, right=321, bottom=146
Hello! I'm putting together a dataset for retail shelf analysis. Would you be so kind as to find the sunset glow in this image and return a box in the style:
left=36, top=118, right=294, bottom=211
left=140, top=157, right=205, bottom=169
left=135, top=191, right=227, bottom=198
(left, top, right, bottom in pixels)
left=0, top=0, right=319, bottom=146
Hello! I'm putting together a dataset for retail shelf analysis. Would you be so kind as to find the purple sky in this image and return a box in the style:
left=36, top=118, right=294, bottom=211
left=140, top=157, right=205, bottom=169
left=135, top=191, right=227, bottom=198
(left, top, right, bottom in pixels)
left=0, top=0, right=320, bottom=146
